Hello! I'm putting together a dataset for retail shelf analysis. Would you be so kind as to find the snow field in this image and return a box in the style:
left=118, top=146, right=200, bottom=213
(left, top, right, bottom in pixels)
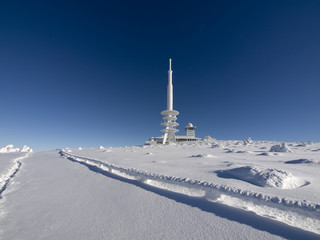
left=2, top=150, right=293, bottom=240
left=61, top=150, right=320, bottom=234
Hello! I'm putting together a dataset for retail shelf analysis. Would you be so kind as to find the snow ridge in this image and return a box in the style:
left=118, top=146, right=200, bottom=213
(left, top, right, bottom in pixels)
left=60, top=151, right=320, bottom=234
left=60, top=151, right=319, bottom=211
left=0, top=153, right=31, bottom=198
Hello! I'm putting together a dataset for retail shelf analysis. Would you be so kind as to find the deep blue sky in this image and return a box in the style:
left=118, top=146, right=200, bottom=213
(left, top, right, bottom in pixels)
left=1, top=0, right=319, bottom=151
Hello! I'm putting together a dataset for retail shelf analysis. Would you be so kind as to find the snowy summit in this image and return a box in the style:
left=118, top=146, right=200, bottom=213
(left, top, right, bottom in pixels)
left=1, top=139, right=320, bottom=239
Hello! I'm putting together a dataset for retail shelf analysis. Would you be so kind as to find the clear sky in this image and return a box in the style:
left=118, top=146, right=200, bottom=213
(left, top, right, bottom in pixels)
left=1, top=0, right=319, bottom=151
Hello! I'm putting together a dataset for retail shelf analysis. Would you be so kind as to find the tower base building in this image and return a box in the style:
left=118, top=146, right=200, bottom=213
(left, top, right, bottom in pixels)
left=146, top=122, right=200, bottom=145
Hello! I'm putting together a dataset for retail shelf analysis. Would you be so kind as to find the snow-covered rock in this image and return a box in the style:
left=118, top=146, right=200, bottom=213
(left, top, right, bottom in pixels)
left=270, top=143, right=291, bottom=153
left=243, top=137, right=253, bottom=145
left=203, top=136, right=216, bottom=143
left=20, top=145, right=33, bottom=152
left=0, top=144, right=23, bottom=153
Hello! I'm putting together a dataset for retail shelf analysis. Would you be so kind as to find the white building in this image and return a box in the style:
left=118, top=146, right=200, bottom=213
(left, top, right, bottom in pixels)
left=146, top=122, right=200, bottom=145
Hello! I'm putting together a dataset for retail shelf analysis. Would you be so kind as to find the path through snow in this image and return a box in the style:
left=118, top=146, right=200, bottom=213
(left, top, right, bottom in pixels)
left=61, top=150, right=320, bottom=237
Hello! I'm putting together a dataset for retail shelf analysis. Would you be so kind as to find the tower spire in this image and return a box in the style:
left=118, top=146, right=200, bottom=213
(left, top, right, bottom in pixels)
left=167, top=58, right=173, bottom=110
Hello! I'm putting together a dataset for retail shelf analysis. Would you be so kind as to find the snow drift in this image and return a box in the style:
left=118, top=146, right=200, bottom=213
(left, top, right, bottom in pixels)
left=215, top=166, right=307, bottom=189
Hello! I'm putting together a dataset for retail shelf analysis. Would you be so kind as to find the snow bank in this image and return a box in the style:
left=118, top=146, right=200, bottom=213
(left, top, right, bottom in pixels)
left=270, top=143, right=291, bottom=153
left=215, top=166, right=307, bottom=189
left=0, top=145, right=32, bottom=153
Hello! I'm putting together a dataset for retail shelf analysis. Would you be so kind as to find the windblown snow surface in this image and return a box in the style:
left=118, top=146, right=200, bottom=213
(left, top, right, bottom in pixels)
left=0, top=139, right=320, bottom=239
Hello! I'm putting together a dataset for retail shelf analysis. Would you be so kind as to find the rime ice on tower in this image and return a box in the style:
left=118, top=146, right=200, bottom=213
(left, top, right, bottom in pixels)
left=161, top=59, right=179, bottom=144
left=144, top=59, right=200, bottom=145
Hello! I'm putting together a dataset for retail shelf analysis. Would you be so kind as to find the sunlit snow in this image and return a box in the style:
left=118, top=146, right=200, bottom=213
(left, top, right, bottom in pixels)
left=0, top=139, right=319, bottom=239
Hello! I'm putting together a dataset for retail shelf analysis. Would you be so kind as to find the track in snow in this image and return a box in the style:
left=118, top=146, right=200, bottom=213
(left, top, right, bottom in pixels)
left=0, top=153, right=30, bottom=199
left=60, top=151, right=320, bottom=238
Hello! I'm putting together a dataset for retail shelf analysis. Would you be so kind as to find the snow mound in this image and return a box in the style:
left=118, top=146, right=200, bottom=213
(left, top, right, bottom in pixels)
left=20, top=145, right=33, bottom=152
left=99, top=146, right=104, bottom=150
left=243, top=137, right=253, bottom=145
left=203, top=136, right=216, bottom=143
left=0, top=144, right=32, bottom=153
left=270, top=143, right=291, bottom=153
left=285, top=159, right=319, bottom=164
left=211, top=143, right=220, bottom=148
left=191, top=154, right=215, bottom=158
left=225, top=149, right=234, bottom=153
left=215, top=166, right=306, bottom=189
left=0, top=144, right=20, bottom=153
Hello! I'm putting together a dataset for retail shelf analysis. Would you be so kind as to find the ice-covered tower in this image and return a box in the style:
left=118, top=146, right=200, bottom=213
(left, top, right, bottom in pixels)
left=161, top=59, right=179, bottom=144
